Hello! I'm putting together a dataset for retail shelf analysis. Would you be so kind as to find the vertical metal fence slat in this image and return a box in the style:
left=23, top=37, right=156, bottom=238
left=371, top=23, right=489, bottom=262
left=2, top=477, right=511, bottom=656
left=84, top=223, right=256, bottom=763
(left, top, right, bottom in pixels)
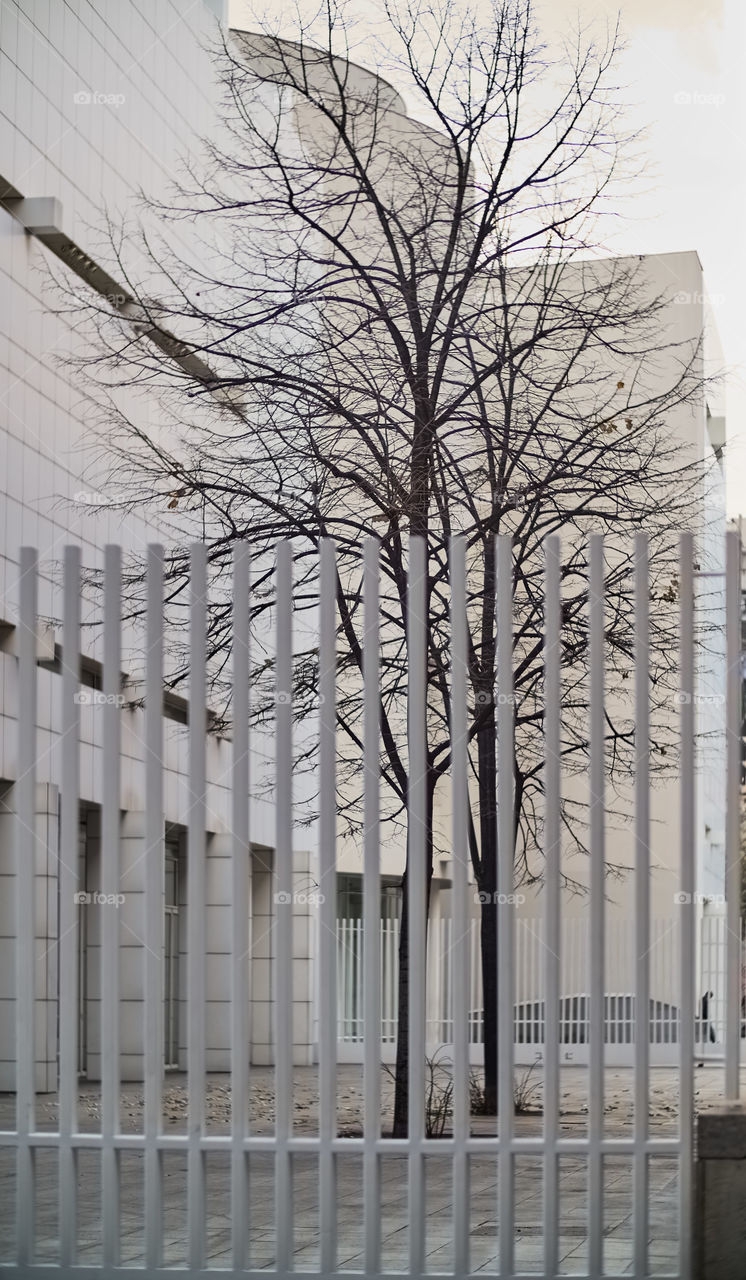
left=450, top=536, right=470, bottom=1278
left=187, top=543, right=207, bottom=1270
left=725, top=530, right=741, bottom=1099
left=275, top=540, right=294, bottom=1271
left=679, top=531, right=695, bottom=1280
left=231, top=543, right=250, bottom=1269
left=363, top=538, right=381, bottom=1274
left=59, top=545, right=80, bottom=1267
left=101, top=544, right=122, bottom=1268
left=543, top=535, right=561, bottom=1279
left=633, top=534, right=650, bottom=1275
left=588, top=533, right=605, bottom=1276
left=16, top=548, right=37, bottom=1268
left=496, top=534, right=515, bottom=1278
left=407, top=535, right=427, bottom=1276
left=144, top=544, right=164, bottom=1272
left=319, top=539, right=338, bottom=1273
left=335, top=921, right=339, bottom=1041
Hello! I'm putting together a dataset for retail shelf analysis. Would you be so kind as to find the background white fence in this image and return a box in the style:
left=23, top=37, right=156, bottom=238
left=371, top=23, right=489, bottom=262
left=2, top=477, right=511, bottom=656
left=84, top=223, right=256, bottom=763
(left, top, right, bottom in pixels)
left=337, top=915, right=746, bottom=1064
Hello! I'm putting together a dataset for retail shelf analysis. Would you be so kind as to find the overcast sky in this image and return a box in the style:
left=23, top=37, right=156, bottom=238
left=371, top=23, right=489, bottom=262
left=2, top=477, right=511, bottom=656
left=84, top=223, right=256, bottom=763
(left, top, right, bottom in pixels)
left=230, top=0, right=745, bottom=517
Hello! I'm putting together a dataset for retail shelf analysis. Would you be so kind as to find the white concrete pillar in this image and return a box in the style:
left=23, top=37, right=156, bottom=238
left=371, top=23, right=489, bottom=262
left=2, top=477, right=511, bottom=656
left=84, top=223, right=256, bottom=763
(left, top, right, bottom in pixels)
left=0, top=781, right=59, bottom=1092
left=250, top=844, right=316, bottom=1066
left=290, top=848, right=316, bottom=1066
left=205, top=831, right=251, bottom=1072
left=84, top=807, right=149, bottom=1082
left=119, top=810, right=147, bottom=1081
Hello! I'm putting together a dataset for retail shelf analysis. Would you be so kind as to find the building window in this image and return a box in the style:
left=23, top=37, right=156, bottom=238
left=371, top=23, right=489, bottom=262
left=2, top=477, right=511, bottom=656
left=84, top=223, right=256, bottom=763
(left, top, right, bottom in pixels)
left=77, top=813, right=88, bottom=1077
left=336, top=872, right=402, bottom=921
left=164, top=838, right=181, bottom=1069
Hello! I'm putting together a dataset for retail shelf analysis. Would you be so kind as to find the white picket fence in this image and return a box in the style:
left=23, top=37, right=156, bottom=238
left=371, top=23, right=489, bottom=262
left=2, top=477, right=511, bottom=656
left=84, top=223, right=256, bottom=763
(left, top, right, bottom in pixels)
left=1, top=532, right=743, bottom=1279
left=337, top=914, right=745, bottom=1064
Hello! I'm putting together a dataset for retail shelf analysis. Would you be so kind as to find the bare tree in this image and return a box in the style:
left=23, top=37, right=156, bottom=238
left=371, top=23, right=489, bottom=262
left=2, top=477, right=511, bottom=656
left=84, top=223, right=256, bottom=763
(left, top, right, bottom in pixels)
left=57, top=0, right=716, bottom=1132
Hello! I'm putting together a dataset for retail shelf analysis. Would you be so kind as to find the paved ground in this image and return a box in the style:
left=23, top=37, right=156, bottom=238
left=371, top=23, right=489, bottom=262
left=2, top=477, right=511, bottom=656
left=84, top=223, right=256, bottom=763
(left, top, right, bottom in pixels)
left=0, top=1063, right=739, bottom=1273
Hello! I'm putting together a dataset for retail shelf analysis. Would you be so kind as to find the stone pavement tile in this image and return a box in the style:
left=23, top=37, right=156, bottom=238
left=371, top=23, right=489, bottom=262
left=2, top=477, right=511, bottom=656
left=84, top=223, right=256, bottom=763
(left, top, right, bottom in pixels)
left=649, top=1214, right=678, bottom=1231
left=604, top=1213, right=633, bottom=1238
left=423, top=1226, right=456, bottom=1244
left=289, top=1246, right=326, bottom=1270
left=379, top=1212, right=410, bottom=1235
left=604, top=1205, right=633, bottom=1225
left=333, top=1210, right=373, bottom=1228
left=558, top=1237, right=589, bottom=1269
left=379, top=1221, right=408, bottom=1248
left=622, top=1260, right=676, bottom=1277
left=604, top=1223, right=632, bottom=1243
left=204, top=1232, right=233, bottom=1260
left=30, top=1247, right=57, bottom=1264
left=336, top=1249, right=367, bottom=1271
left=248, top=1244, right=280, bottom=1264
left=425, top=1238, right=454, bottom=1261
left=514, top=1241, right=557, bottom=1265
left=276, top=1226, right=320, bottom=1244
left=513, top=1258, right=547, bottom=1273
left=514, top=1182, right=543, bottom=1203
left=248, top=1246, right=278, bottom=1268
left=161, top=1239, right=190, bottom=1265
left=378, top=1243, right=413, bottom=1275
left=602, top=1238, right=635, bottom=1265
left=420, top=1236, right=457, bottom=1256
left=647, top=1241, right=679, bottom=1265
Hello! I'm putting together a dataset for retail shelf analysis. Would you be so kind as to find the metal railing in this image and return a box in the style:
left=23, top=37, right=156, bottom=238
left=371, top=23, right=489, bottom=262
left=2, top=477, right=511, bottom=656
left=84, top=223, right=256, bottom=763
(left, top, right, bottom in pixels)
left=0, top=531, right=742, bottom=1276
left=336, top=914, right=746, bottom=1063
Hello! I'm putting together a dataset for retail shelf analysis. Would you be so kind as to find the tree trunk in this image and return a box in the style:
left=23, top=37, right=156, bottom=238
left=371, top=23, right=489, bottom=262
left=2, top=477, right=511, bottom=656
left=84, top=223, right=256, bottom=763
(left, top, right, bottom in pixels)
left=392, top=783, right=435, bottom=1138
left=393, top=398, right=434, bottom=1138
left=478, top=738, right=522, bottom=1115
left=480, top=897, right=498, bottom=1114
left=477, top=733, right=499, bottom=1114
left=392, top=872, right=411, bottom=1137
left=474, top=531, right=499, bottom=1113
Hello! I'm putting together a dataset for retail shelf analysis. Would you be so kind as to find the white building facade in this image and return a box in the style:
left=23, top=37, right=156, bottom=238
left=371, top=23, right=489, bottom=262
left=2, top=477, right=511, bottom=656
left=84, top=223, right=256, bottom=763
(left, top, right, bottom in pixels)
left=0, top=0, right=320, bottom=1091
